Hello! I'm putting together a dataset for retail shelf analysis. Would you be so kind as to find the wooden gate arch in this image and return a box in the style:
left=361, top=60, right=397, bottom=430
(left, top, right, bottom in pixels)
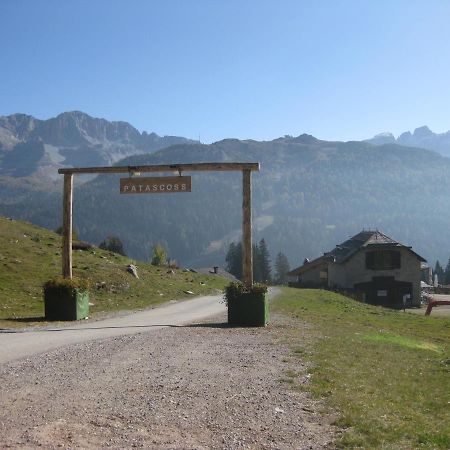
left=58, top=162, right=260, bottom=286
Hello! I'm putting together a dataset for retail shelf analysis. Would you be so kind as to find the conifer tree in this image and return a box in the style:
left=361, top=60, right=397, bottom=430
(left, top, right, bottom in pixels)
left=226, top=239, right=271, bottom=283
left=252, top=242, right=262, bottom=283
left=225, top=241, right=242, bottom=280
left=445, top=258, right=450, bottom=285
left=274, top=252, right=290, bottom=285
left=258, top=238, right=272, bottom=284
left=434, top=260, right=445, bottom=284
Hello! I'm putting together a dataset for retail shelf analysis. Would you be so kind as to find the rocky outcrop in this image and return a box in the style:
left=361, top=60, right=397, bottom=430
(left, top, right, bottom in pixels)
left=0, top=111, right=193, bottom=179
left=367, top=126, right=450, bottom=157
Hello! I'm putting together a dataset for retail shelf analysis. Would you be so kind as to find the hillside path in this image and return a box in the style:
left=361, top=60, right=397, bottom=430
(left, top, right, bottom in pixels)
left=0, top=294, right=225, bottom=364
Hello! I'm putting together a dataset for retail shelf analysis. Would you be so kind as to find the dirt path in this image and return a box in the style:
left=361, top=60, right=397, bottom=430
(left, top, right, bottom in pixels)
left=0, top=312, right=335, bottom=449
left=407, top=294, right=450, bottom=317
left=0, top=294, right=226, bottom=364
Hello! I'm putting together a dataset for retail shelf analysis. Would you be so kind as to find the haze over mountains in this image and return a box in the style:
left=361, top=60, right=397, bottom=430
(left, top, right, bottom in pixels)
left=1, top=111, right=450, bottom=269
left=366, top=126, right=450, bottom=157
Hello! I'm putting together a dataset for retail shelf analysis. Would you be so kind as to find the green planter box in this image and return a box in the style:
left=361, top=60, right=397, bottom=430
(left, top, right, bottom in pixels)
left=227, top=292, right=268, bottom=327
left=44, top=288, right=89, bottom=321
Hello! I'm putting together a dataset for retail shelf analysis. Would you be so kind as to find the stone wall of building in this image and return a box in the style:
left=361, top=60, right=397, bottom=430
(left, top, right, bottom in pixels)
left=327, top=247, right=421, bottom=306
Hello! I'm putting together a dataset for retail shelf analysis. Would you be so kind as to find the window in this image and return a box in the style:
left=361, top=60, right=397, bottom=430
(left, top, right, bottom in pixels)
left=365, top=251, right=401, bottom=270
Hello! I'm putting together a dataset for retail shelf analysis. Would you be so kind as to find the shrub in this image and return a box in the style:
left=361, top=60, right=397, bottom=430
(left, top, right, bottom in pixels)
left=43, top=276, right=90, bottom=297
left=151, top=244, right=167, bottom=266
left=223, top=281, right=267, bottom=305
left=99, top=235, right=126, bottom=256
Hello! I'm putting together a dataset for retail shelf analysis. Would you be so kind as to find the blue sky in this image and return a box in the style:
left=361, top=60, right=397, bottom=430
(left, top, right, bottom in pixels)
left=1, top=0, right=449, bottom=143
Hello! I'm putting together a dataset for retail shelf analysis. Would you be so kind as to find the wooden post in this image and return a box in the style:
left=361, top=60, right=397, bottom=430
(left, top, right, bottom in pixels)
left=62, top=173, right=73, bottom=279
left=242, top=169, right=253, bottom=287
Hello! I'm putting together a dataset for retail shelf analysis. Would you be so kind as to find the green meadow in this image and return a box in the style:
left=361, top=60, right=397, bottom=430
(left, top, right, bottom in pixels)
left=273, top=288, right=450, bottom=449
left=0, top=216, right=227, bottom=328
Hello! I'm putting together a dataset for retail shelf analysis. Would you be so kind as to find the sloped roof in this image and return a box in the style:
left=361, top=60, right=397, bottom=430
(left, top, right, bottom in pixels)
left=327, top=230, right=426, bottom=263
left=288, top=255, right=330, bottom=276
left=325, top=230, right=405, bottom=264
left=289, top=230, right=426, bottom=276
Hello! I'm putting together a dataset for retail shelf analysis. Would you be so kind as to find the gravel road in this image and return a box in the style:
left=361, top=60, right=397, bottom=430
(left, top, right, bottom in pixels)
left=0, top=312, right=336, bottom=449
left=0, top=294, right=226, bottom=364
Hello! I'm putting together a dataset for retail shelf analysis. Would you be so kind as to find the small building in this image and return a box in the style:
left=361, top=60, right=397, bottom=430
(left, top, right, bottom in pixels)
left=192, top=266, right=238, bottom=282
left=288, top=230, right=426, bottom=307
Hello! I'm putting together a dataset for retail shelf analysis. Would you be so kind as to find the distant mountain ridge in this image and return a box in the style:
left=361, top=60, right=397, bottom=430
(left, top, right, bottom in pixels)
left=366, top=126, right=450, bottom=157
left=2, top=134, right=450, bottom=268
left=3, top=113, right=450, bottom=268
left=0, top=111, right=194, bottom=179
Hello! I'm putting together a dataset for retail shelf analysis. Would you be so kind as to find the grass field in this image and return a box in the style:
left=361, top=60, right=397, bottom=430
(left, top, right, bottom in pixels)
left=272, top=288, right=450, bottom=449
left=0, top=217, right=227, bottom=328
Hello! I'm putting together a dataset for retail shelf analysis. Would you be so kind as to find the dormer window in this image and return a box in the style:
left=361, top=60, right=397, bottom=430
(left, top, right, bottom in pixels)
left=366, top=250, right=401, bottom=270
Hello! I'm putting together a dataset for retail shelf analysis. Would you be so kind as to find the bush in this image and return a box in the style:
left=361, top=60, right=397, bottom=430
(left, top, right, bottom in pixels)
left=43, top=276, right=90, bottom=296
left=99, top=235, right=126, bottom=256
left=223, top=281, right=267, bottom=305
left=151, top=244, right=167, bottom=266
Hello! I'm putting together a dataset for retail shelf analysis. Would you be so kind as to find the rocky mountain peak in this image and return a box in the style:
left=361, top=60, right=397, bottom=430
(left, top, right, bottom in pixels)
left=366, top=132, right=395, bottom=145
left=291, top=134, right=319, bottom=144
left=368, top=125, right=450, bottom=157
left=37, top=111, right=141, bottom=146
left=398, top=131, right=412, bottom=140
left=0, top=111, right=193, bottom=178
left=0, top=114, right=37, bottom=140
left=412, top=125, right=433, bottom=138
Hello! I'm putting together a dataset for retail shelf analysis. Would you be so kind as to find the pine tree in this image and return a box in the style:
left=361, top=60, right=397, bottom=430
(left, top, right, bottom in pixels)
left=445, top=258, right=450, bottom=285
left=225, top=242, right=242, bottom=280
left=258, top=238, right=272, bottom=284
left=274, top=252, right=290, bottom=285
left=434, top=260, right=445, bottom=285
left=252, top=242, right=262, bottom=282
left=226, top=239, right=271, bottom=283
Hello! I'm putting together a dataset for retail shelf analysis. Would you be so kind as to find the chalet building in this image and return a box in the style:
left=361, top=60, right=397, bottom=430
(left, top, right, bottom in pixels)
left=288, top=231, right=426, bottom=307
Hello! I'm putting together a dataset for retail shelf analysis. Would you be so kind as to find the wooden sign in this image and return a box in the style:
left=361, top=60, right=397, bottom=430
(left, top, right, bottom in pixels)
left=120, top=176, right=192, bottom=194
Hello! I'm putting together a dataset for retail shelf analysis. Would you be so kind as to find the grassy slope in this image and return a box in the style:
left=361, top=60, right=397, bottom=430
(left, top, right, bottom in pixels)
left=272, top=288, right=450, bottom=449
left=0, top=216, right=227, bottom=328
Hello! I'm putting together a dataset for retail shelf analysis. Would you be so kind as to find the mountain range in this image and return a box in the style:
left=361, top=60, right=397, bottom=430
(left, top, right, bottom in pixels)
left=0, top=111, right=193, bottom=179
left=366, top=126, right=450, bottom=157
left=1, top=111, right=450, bottom=269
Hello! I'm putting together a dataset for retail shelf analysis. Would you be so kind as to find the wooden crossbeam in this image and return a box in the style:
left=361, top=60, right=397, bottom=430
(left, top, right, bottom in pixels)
left=58, top=162, right=260, bottom=175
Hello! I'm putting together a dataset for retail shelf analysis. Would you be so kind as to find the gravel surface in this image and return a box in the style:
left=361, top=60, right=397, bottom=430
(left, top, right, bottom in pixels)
left=0, top=313, right=336, bottom=449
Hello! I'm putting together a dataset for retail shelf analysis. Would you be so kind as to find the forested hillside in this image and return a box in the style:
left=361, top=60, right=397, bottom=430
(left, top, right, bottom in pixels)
left=1, top=135, right=450, bottom=267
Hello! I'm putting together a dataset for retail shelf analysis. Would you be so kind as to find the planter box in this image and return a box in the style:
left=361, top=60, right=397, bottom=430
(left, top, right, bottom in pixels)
left=227, top=292, right=268, bottom=327
left=44, top=288, right=89, bottom=321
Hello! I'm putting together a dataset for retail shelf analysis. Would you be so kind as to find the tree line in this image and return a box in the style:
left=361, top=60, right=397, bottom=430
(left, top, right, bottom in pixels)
left=225, top=239, right=291, bottom=285
left=433, top=259, right=450, bottom=285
